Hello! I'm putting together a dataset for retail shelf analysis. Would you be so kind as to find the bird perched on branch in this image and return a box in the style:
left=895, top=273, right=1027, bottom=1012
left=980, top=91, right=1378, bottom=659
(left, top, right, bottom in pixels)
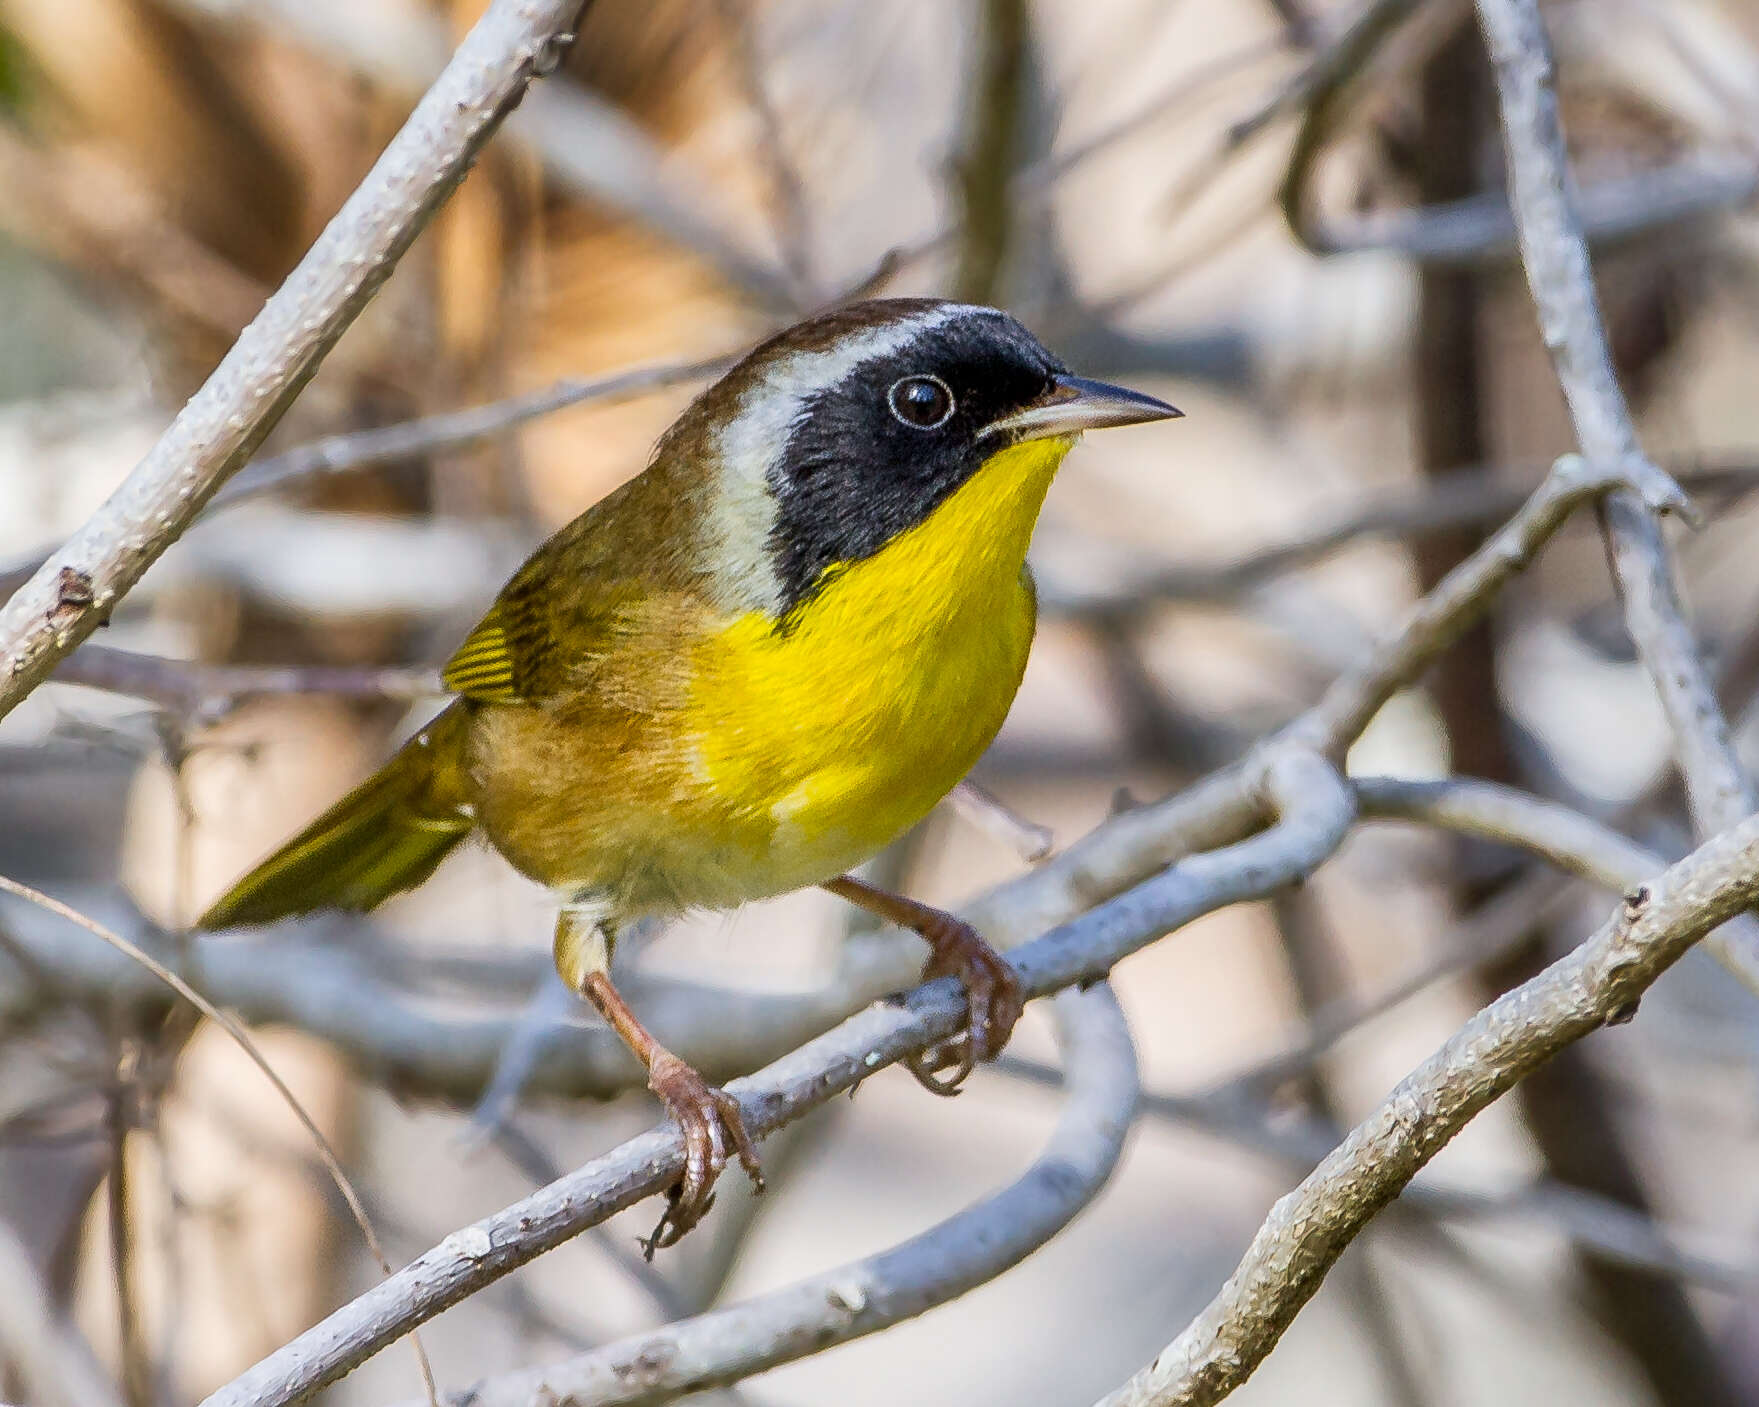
left=200, top=298, right=1180, bottom=1250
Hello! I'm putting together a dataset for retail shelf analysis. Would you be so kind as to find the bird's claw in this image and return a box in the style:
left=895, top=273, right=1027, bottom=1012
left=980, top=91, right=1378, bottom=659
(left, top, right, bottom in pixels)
left=642, top=1051, right=763, bottom=1257
left=907, top=917, right=1023, bottom=1096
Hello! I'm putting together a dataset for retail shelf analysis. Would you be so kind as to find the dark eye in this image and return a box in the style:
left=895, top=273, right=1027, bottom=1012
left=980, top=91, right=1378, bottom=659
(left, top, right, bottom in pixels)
left=887, top=374, right=954, bottom=429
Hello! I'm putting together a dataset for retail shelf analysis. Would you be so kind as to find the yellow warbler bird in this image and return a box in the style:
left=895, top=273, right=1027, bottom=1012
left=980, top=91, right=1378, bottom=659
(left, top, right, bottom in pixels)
left=201, top=298, right=1180, bottom=1247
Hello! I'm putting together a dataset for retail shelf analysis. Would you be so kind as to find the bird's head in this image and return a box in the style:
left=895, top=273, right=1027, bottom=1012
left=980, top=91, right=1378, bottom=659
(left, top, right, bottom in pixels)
left=665, top=298, right=1181, bottom=618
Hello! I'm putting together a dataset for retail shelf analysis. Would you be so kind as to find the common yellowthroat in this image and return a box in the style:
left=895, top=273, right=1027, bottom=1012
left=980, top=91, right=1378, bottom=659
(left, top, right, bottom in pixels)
left=201, top=298, right=1180, bottom=1247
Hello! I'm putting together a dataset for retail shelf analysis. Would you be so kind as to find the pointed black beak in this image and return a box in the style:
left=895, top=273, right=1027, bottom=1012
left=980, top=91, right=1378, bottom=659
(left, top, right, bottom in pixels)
left=982, top=374, right=1183, bottom=442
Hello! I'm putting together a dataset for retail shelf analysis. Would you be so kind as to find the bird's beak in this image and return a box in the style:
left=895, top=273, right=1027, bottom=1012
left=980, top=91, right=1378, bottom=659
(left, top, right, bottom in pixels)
left=982, top=374, right=1183, bottom=442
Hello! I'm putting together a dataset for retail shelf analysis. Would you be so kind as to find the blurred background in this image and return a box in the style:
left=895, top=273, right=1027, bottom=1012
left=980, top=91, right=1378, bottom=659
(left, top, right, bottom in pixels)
left=5, top=0, right=1759, bottom=1403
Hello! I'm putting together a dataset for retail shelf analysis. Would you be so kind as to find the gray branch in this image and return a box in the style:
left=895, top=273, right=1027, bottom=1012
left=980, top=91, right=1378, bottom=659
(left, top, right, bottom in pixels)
left=1095, top=807, right=1759, bottom=1407
left=0, top=0, right=588, bottom=724
left=195, top=750, right=1352, bottom=1407
left=418, top=983, right=1138, bottom=1407
left=1477, top=0, right=1758, bottom=848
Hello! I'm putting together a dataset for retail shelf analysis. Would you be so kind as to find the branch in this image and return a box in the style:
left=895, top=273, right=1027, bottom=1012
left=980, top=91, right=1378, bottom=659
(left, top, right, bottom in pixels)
left=711, top=0, right=816, bottom=303
left=1290, top=451, right=1628, bottom=754
left=1303, top=158, right=1759, bottom=265
left=1354, top=775, right=1663, bottom=891
left=196, top=750, right=1352, bottom=1407
left=210, top=358, right=729, bottom=510
left=1476, top=0, right=1756, bottom=841
left=161, top=0, right=796, bottom=305
left=1096, top=808, right=1759, bottom=1407
left=0, top=897, right=880, bottom=1103
left=52, top=646, right=440, bottom=722
left=1042, top=456, right=1759, bottom=620
left=951, top=0, right=1032, bottom=305
left=423, top=983, right=1138, bottom=1407
left=1359, top=772, right=1759, bottom=996
left=0, top=0, right=589, bottom=724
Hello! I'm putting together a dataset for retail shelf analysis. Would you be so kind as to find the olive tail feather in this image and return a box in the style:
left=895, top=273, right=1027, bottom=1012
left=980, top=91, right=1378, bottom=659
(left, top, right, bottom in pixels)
left=198, top=706, right=475, bottom=929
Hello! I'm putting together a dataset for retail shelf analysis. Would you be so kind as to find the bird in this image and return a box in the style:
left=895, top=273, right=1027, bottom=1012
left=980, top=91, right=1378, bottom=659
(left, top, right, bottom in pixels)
left=198, top=297, right=1181, bottom=1250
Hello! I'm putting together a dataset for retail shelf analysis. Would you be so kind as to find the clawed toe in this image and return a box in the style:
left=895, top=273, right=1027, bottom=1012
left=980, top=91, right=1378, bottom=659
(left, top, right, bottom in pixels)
left=915, top=918, right=1023, bottom=1093
left=818, top=877, right=1024, bottom=1099
left=643, top=1052, right=764, bottom=1257
left=904, top=1036, right=975, bottom=1095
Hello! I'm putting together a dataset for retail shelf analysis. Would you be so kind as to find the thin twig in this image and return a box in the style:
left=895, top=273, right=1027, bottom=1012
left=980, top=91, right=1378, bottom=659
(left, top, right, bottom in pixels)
left=105, top=1067, right=149, bottom=1407
left=952, top=0, right=1032, bottom=305
left=711, top=0, right=815, bottom=303
left=0, top=1215, right=123, bottom=1407
left=0, top=876, right=439, bottom=1407
left=211, top=357, right=731, bottom=510
left=1042, top=457, right=1759, bottom=620
left=946, top=779, right=1054, bottom=862
left=53, top=646, right=441, bottom=722
left=161, top=0, right=796, bottom=305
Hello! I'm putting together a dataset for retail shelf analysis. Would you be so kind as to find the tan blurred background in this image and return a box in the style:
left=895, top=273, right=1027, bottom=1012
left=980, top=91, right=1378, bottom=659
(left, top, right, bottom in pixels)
left=5, top=1, right=1759, bottom=1404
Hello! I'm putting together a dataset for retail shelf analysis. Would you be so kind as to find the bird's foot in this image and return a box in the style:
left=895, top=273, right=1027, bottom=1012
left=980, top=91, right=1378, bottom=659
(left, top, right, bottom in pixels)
left=904, top=913, right=1024, bottom=1096
left=642, top=1051, right=763, bottom=1257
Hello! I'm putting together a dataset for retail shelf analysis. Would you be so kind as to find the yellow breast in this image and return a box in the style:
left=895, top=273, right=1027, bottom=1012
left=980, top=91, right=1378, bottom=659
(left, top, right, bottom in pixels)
left=682, top=435, right=1071, bottom=897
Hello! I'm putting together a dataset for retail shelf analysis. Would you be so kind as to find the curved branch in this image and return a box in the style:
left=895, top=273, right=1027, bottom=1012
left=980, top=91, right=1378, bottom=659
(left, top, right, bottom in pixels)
left=429, top=982, right=1138, bottom=1407
left=197, top=750, right=1352, bottom=1407
left=1358, top=773, right=1759, bottom=993
left=1354, top=775, right=1662, bottom=890
left=1097, top=808, right=1759, bottom=1407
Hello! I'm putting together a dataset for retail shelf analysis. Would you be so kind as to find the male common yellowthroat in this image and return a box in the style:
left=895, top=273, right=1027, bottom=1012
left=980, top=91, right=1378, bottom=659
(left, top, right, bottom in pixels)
left=200, top=298, right=1179, bottom=1247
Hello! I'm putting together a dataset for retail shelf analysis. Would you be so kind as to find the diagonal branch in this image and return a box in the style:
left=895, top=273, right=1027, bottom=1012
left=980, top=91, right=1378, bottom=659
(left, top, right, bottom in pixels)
left=1096, top=808, right=1759, bottom=1407
left=196, top=751, right=1352, bottom=1407
left=422, top=983, right=1138, bottom=1407
left=1476, top=0, right=1757, bottom=843
left=0, top=0, right=590, bottom=724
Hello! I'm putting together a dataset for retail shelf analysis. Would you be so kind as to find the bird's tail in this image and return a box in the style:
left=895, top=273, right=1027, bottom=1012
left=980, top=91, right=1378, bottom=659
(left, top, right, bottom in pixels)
left=198, top=704, right=475, bottom=929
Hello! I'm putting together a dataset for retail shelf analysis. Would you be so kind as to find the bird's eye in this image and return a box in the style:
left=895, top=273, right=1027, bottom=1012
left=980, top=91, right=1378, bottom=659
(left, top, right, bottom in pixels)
left=887, top=374, right=954, bottom=430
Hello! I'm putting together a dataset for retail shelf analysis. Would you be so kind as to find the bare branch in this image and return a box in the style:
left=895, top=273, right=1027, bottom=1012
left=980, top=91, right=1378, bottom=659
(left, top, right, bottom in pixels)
left=947, top=779, right=1054, bottom=862
left=1096, top=808, right=1759, bottom=1407
left=1043, top=457, right=1759, bottom=619
left=1291, top=452, right=1627, bottom=755
left=1476, top=0, right=1754, bottom=834
left=425, top=983, right=1137, bottom=1407
left=0, top=899, right=880, bottom=1104
left=711, top=0, right=816, bottom=304
left=52, top=646, right=440, bottom=722
left=195, top=751, right=1351, bottom=1407
left=1308, top=158, right=1759, bottom=265
left=161, top=0, right=796, bottom=305
left=1359, top=773, right=1759, bottom=995
left=211, top=358, right=730, bottom=510
left=1354, top=775, right=1663, bottom=891
left=0, top=0, right=589, bottom=724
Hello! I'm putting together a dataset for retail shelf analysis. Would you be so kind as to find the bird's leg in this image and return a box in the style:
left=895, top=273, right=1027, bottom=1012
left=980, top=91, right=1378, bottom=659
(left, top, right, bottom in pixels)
left=822, top=874, right=1024, bottom=1095
left=554, top=908, right=763, bottom=1256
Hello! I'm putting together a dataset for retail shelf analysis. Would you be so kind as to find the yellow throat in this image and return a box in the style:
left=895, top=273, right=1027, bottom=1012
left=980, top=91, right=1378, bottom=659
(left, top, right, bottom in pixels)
left=682, top=434, right=1075, bottom=892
